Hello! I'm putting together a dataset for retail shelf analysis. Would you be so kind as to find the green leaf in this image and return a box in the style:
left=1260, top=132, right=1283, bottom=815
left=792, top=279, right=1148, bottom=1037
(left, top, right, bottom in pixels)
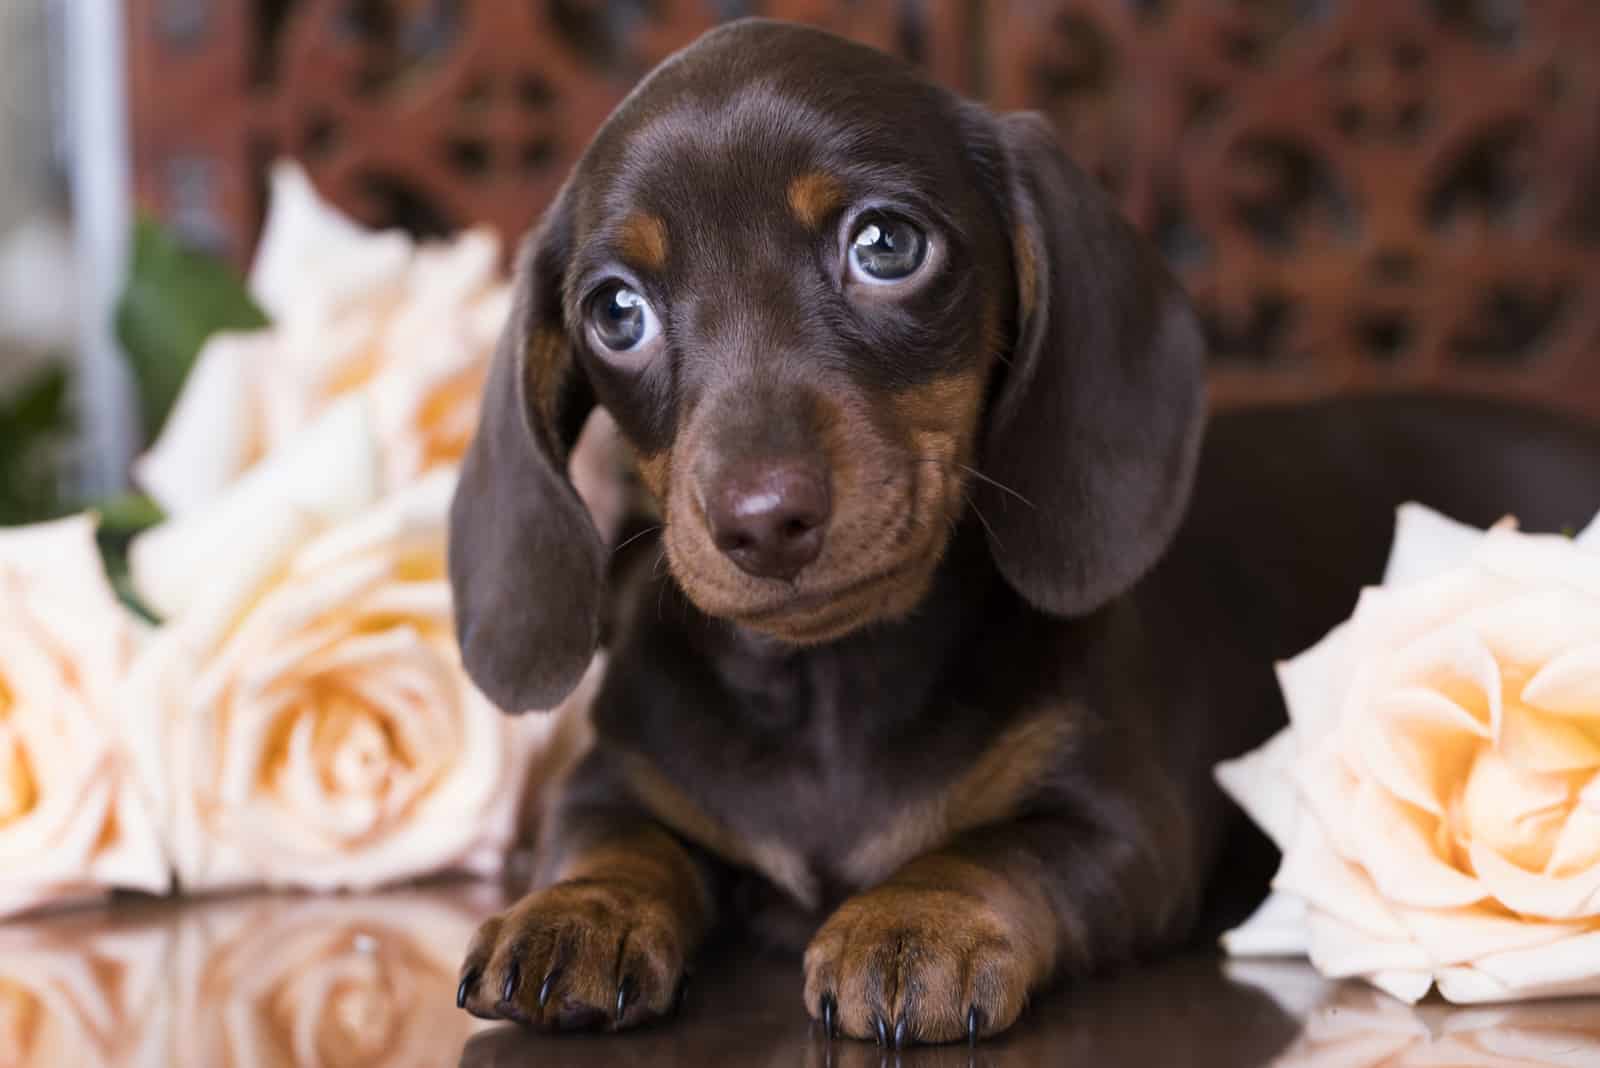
left=92, top=491, right=166, bottom=624
left=115, top=217, right=267, bottom=440
left=95, top=490, right=165, bottom=536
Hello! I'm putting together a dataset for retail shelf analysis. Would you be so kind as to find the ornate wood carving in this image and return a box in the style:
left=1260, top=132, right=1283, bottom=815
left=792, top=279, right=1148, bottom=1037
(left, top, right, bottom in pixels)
left=128, top=1, right=1600, bottom=417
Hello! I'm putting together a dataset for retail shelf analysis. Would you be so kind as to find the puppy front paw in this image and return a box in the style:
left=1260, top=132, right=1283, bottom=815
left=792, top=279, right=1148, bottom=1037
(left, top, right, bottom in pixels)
left=457, top=880, right=688, bottom=1031
left=803, top=885, right=1037, bottom=1047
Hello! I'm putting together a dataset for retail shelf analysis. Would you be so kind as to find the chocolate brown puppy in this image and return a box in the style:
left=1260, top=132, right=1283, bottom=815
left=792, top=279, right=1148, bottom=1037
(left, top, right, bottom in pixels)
left=447, top=18, right=1600, bottom=1046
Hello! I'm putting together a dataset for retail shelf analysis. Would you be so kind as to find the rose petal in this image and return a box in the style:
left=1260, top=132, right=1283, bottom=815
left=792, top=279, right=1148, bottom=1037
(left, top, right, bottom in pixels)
left=1304, top=904, right=1432, bottom=983
left=133, top=332, right=276, bottom=516
left=1350, top=780, right=1486, bottom=909
left=1275, top=816, right=1415, bottom=940
left=1522, top=643, right=1600, bottom=721
left=249, top=160, right=412, bottom=328
left=1296, top=740, right=1366, bottom=861
left=1453, top=931, right=1600, bottom=1002
left=1360, top=686, right=1487, bottom=817
left=1215, top=727, right=1299, bottom=851
left=130, top=395, right=380, bottom=631
left=1476, top=525, right=1600, bottom=599
left=1383, top=503, right=1491, bottom=587
left=1382, top=624, right=1504, bottom=742
left=1367, top=968, right=1434, bottom=1004
left=1398, top=902, right=1585, bottom=967
left=1471, top=591, right=1600, bottom=677
left=1458, top=747, right=1576, bottom=873
left=1497, top=701, right=1600, bottom=774
left=1470, top=839, right=1600, bottom=919
left=1277, top=621, right=1357, bottom=742
left=1220, top=890, right=1309, bottom=957
left=1544, top=787, right=1600, bottom=877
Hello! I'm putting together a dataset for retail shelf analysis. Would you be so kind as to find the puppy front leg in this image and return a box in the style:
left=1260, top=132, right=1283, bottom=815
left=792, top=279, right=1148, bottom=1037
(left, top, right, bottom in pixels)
left=804, top=807, right=1187, bottom=1046
left=457, top=756, right=715, bottom=1031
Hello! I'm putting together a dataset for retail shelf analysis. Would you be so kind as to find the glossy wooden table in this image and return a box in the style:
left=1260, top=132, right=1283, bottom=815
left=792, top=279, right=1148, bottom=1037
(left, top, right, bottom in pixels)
left=3, top=883, right=1597, bottom=1067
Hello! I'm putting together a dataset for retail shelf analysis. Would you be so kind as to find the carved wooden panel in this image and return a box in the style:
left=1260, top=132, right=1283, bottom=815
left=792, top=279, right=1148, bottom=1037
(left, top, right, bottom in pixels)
left=128, top=1, right=1600, bottom=418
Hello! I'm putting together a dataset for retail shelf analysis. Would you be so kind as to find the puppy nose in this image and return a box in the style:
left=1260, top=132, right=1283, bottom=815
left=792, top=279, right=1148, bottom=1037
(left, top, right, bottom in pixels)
left=705, top=462, right=830, bottom=581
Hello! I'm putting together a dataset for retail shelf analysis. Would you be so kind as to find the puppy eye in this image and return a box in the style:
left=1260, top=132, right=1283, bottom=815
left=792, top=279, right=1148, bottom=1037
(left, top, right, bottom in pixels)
left=847, top=214, right=927, bottom=284
left=588, top=282, right=661, bottom=352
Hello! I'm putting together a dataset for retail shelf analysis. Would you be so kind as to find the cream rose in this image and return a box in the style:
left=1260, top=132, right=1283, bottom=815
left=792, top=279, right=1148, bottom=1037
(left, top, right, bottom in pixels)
left=172, top=891, right=489, bottom=1067
left=133, top=160, right=509, bottom=512
left=124, top=398, right=588, bottom=893
left=1218, top=503, right=1600, bottom=1004
left=0, top=517, right=168, bottom=918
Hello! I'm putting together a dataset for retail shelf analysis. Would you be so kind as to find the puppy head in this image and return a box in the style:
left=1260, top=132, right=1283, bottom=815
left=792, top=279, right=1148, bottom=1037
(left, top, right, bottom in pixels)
left=450, top=19, right=1205, bottom=713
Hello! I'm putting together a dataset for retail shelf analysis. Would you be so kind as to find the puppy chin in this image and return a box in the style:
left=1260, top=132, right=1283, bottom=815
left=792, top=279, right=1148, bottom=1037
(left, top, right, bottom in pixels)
left=664, top=521, right=948, bottom=646
left=742, top=570, right=938, bottom=645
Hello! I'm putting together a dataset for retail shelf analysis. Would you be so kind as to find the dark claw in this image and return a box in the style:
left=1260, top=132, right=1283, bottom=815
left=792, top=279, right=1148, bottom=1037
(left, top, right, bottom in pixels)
left=501, top=960, right=521, bottom=1004
left=456, top=968, right=478, bottom=1009
left=875, top=1015, right=888, bottom=1047
left=894, top=1015, right=908, bottom=1049
left=821, top=993, right=836, bottom=1038
left=967, top=1005, right=984, bottom=1047
left=538, top=967, right=561, bottom=1008
left=615, top=975, right=635, bottom=1023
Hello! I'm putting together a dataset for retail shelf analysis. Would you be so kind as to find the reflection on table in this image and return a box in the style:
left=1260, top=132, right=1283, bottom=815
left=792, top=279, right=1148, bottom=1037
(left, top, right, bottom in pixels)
left=1, top=884, right=1598, bottom=1067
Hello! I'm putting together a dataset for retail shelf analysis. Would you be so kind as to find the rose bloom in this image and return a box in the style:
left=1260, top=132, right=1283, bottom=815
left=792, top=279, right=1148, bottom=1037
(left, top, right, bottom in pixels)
left=0, top=516, right=168, bottom=918
left=173, top=892, right=488, bottom=1068
left=133, top=159, right=510, bottom=513
left=124, top=398, right=589, bottom=893
left=1219, top=504, right=1600, bottom=1004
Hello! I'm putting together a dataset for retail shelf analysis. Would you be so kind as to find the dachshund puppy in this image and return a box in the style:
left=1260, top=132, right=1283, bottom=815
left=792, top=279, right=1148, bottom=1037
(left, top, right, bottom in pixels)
left=448, top=18, right=1600, bottom=1046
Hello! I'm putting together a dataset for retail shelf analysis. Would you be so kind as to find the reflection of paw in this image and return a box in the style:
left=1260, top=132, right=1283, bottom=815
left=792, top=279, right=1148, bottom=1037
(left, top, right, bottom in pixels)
left=803, top=886, right=1034, bottom=1046
left=457, top=881, right=688, bottom=1031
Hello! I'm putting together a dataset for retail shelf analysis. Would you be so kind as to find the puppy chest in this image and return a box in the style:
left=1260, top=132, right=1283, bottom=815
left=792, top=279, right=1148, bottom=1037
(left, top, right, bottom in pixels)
left=623, top=705, right=1076, bottom=911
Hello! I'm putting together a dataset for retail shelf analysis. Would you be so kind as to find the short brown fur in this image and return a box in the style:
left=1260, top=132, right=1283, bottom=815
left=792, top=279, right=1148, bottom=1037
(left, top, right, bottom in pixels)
left=840, top=711, right=1078, bottom=886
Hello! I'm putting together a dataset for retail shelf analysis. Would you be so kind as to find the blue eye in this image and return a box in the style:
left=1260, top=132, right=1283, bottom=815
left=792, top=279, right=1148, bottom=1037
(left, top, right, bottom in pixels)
left=848, top=215, right=927, bottom=283
left=590, top=283, right=660, bottom=351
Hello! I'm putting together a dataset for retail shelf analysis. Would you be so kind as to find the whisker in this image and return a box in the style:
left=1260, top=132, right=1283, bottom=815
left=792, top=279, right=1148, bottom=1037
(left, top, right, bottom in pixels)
left=958, top=464, right=1037, bottom=510
left=613, top=524, right=663, bottom=556
left=965, top=491, right=1002, bottom=548
left=911, top=455, right=1037, bottom=512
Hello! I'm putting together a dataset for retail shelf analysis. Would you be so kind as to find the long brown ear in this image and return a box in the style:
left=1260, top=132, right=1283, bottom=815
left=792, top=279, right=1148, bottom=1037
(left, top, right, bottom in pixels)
left=449, top=197, right=602, bottom=713
left=979, top=112, right=1207, bottom=617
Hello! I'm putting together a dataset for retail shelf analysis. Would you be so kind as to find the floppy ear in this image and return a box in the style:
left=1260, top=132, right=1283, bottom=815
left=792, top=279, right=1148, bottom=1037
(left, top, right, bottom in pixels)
left=448, top=197, right=603, bottom=713
left=979, top=111, right=1207, bottom=617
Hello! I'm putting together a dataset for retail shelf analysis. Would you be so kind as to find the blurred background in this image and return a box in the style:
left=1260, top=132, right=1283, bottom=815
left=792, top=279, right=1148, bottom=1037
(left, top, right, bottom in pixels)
left=2, top=0, right=1597, bottom=525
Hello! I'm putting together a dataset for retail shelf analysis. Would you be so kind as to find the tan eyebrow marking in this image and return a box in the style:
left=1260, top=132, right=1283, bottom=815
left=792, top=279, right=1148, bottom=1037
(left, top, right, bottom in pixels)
left=787, top=171, right=846, bottom=230
left=618, top=212, right=670, bottom=271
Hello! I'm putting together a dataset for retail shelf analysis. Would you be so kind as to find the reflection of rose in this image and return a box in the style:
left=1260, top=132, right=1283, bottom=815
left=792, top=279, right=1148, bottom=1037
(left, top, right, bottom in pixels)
left=0, top=517, right=168, bottom=918
left=1230, top=962, right=1600, bottom=1068
left=174, top=892, right=488, bottom=1068
left=1220, top=504, right=1600, bottom=1003
left=134, top=160, right=509, bottom=514
left=126, top=399, right=582, bottom=893
left=0, top=919, right=171, bottom=1068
